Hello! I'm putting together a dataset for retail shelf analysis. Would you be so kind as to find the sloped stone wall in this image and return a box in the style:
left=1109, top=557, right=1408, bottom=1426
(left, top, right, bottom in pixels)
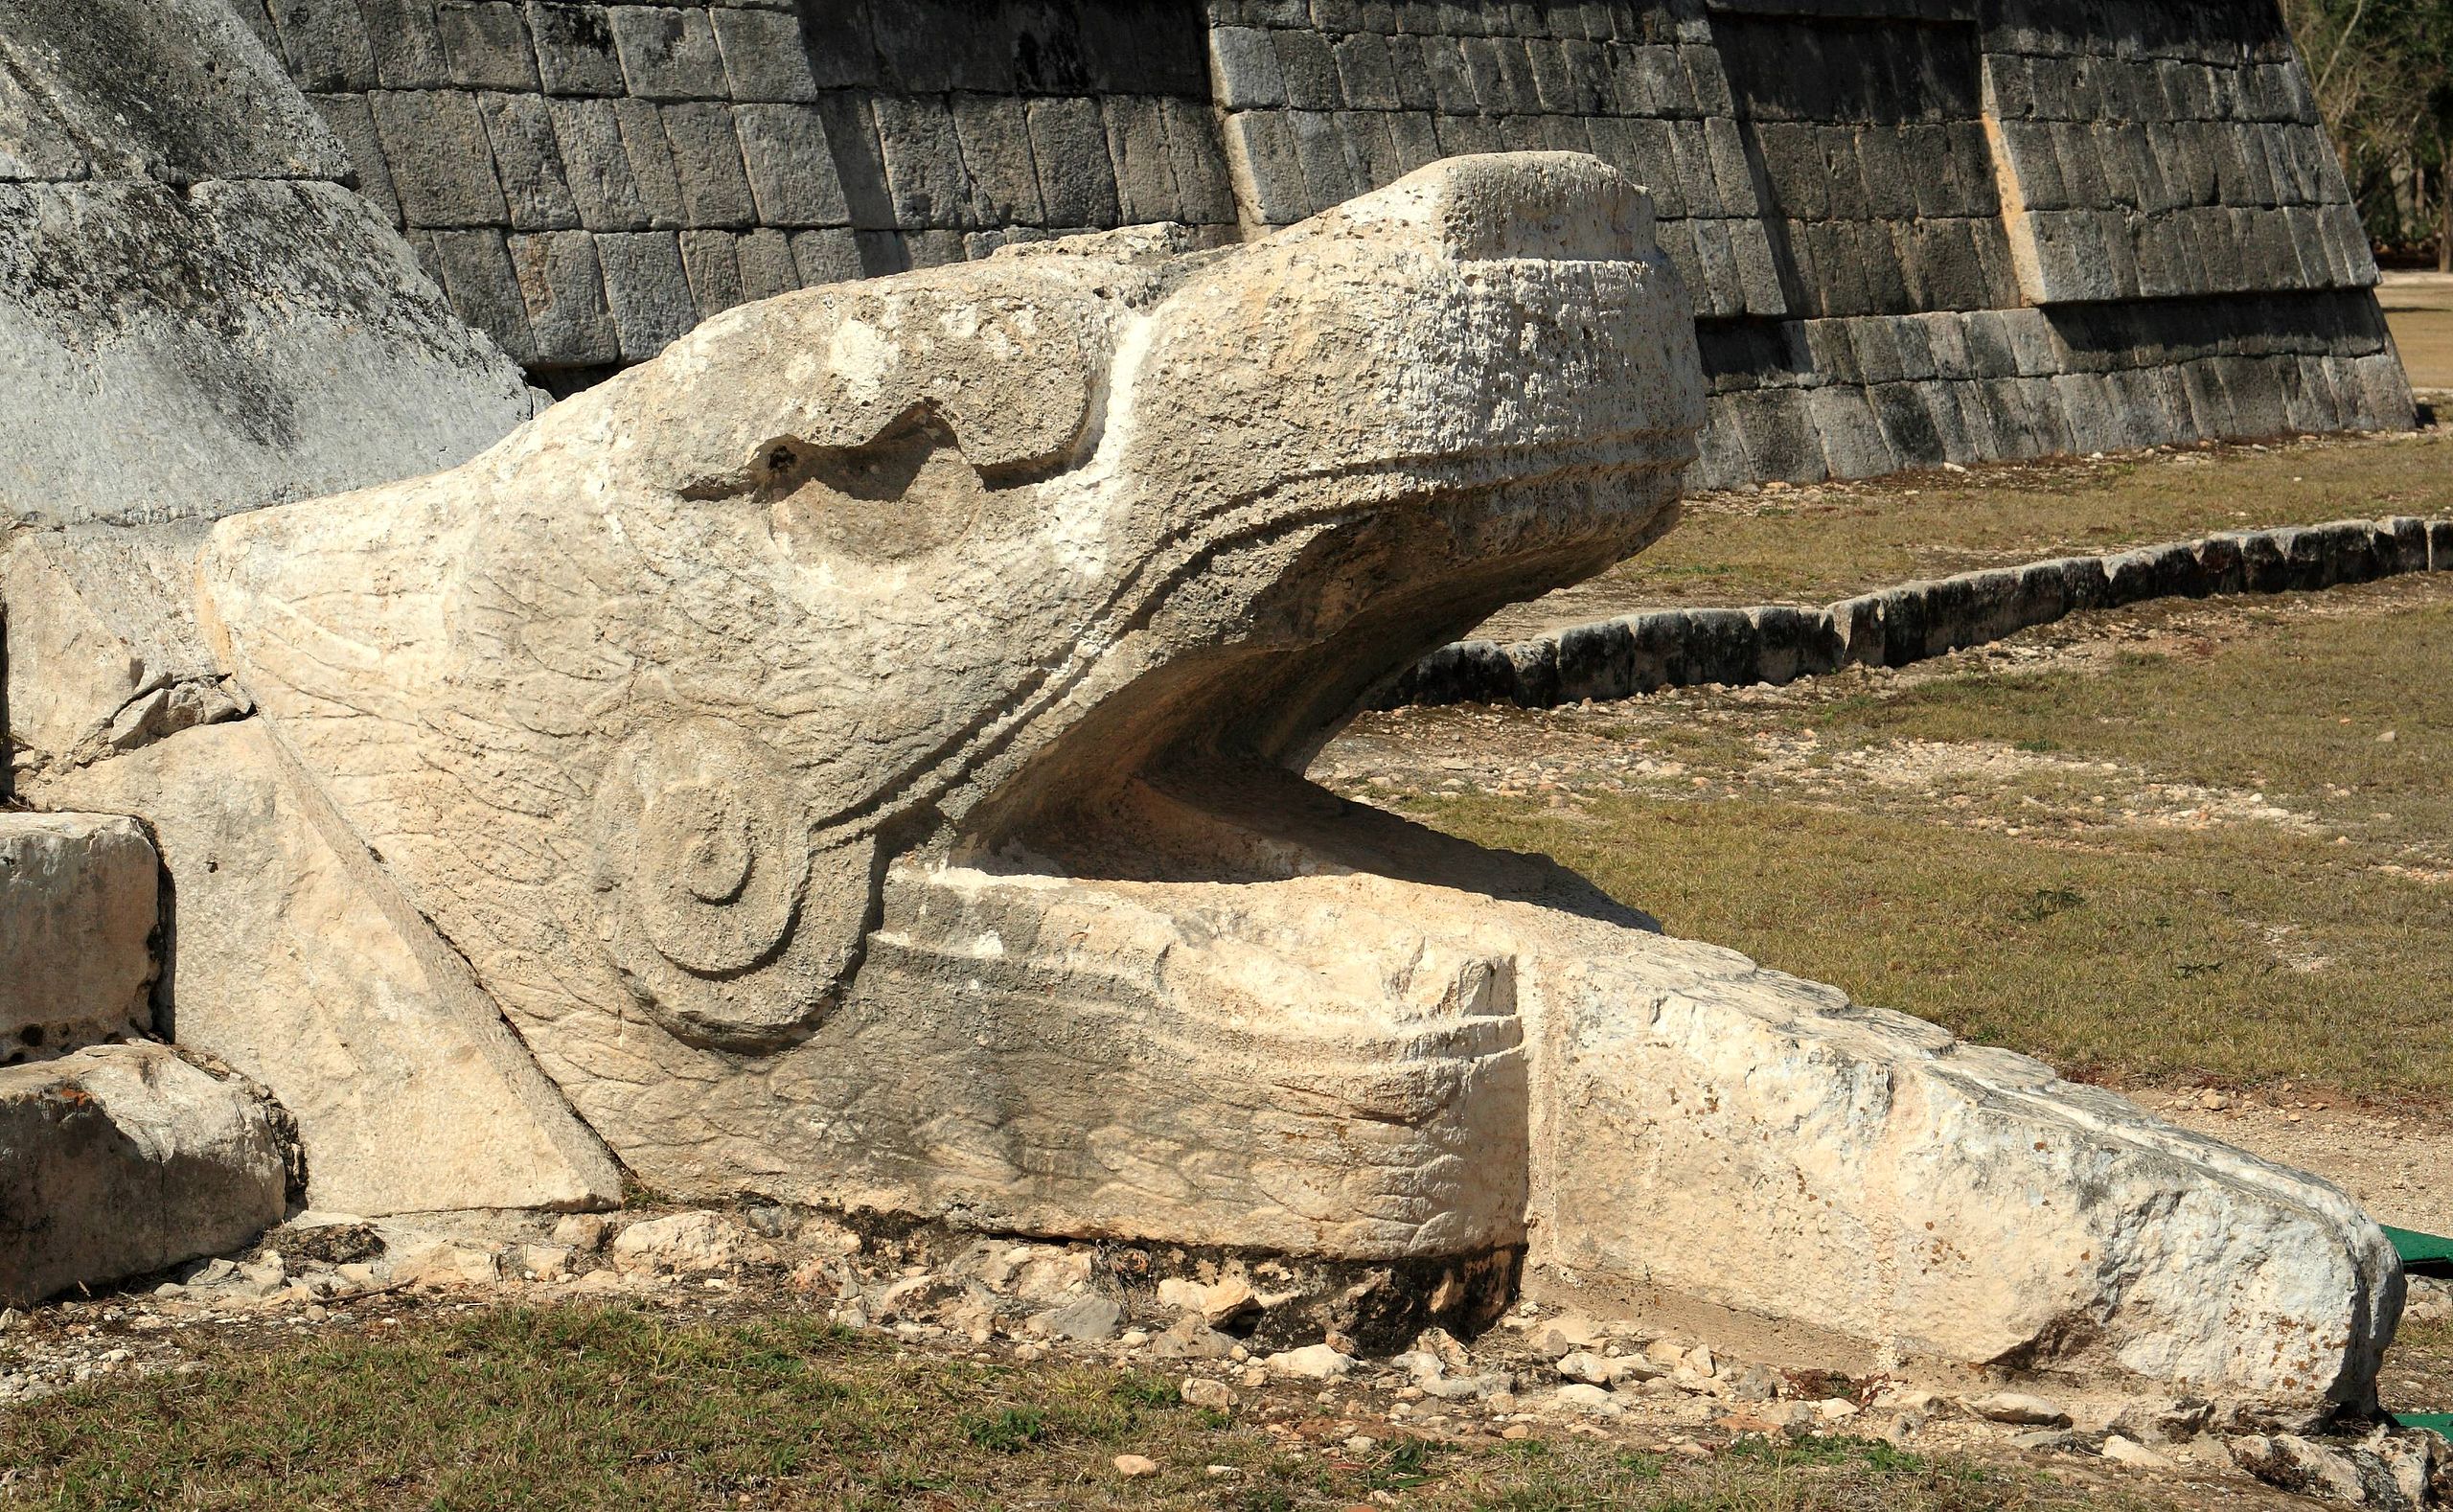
left=224, top=0, right=2414, bottom=472
left=0, top=0, right=537, bottom=526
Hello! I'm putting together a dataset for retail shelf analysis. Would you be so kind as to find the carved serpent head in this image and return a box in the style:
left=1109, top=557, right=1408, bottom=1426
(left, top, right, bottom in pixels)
left=199, top=153, right=1705, bottom=1053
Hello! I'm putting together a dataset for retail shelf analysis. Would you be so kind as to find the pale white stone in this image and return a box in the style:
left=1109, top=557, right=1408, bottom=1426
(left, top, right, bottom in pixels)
left=29, top=722, right=622, bottom=1217
left=2100, top=1435, right=2173, bottom=1470
left=1555, top=1351, right=1622, bottom=1386
left=1180, top=1377, right=1235, bottom=1409
left=1970, top=1392, right=2073, bottom=1428
left=610, top=1212, right=751, bottom=1274
left=1552, top=1384, right=1623, bottom=1417
left=1264, top=1343, right=1357, bottom=1380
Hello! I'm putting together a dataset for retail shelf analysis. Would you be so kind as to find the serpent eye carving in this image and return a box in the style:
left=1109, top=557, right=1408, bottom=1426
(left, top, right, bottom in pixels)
left=594, top=722, right=874, bottom=1050
left=634, top=778, right=794, bottom=974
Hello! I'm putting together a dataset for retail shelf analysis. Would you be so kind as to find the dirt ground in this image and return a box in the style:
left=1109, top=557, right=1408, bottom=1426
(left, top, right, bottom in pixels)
left=2382, top=271, right=2453, bottom=394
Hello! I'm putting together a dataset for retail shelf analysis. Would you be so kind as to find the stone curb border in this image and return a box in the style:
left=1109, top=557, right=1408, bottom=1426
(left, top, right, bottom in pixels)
left=1377, top=515, right=2453, bottom=710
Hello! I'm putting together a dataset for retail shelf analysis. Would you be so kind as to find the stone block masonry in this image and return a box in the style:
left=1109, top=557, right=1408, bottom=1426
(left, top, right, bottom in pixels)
left=239, top=0, right=1237, bottom=385
left=227, top=0, right=2413, bottom=470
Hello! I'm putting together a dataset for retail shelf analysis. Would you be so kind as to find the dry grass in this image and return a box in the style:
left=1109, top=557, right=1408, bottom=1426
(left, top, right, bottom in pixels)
left=1394, top=581, right=2453, bottom=1098
left=1483, top=428, right=2453, bottom=637
left=0, top=1302, right=2140, bottom=1512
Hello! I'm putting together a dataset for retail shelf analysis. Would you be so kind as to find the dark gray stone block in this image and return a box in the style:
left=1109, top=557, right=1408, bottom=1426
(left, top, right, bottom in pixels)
left=1458, top=37, right=1521, bottom=114
left=1027, top=96, right=1120, bottom=227
left=594, top=229, right=695, bottom=360
left=477, top=91, right=579, bottom=232
left=370, top=89, right=508, bottom=229
left=1332, top=30, right=1401, bottom=110
left=1273, top=26, right=1343, bottom=110
left=1104, top=96, right=1181, bottom=224
left=358, top=0, right=450, bottom=89
left=310, top=93, right=402, bottom=226
left=1211, top=27, right=1289, bottom=109
left=873, top=0, right=1008, bottom=92
left=607, top=5, right=727, bottom=102
left=1724, top=384, right=1823, bottom=483
left=1385, top=110, right=1443, bottom=175
left=736, top=103, right=850, bottom=226
left=267, top=0, right=377, bottom=92
left=734, top=227, right=797, bottom=302
left=1807, top=384, right=1897, bottom=479
left=431, top=228, right=536, bottom=363
left=1671, top=608, right=1762, bottom=689
left=548, top=96, right=650, bottom=230
left=611, top=98, right=684, bottom=228
left=710, top=9, right=819, bottom=103
left=1747, top=606, right=1843, bottom=686
left=678, top=227, right=743, bottom=318
left=531, top=4, right=623, bottom=96
left=1666, top=122, right=1720, bottom=218
left=950, top=94, right=1043, bottom=226
left=1828, top=593, right=1885, bottom=668
left=438, top=2, right=539, bottom=91
left=1868, top=381, right=1944, bottom=468
left=1290, top=107, right=1365, bottom=209
left=508, top=229, right=618, bottom=365
left=1550, top=619, right=1636, bottom=703
left=790, top=226, right=861, bottom=285
left=1160, top=98, right=1236, bottom=224
left=1502, top=635, right=1560, bottom=708
left=661, top=101, right=756, bottom=228
left=795, top=0, right=877, bottom=89
left=2102, top=542, right=2208, bottom=606
left=875, top=95, right=975, bottom=228
left=1224, top=110, right=1308, bottom=225
left=1432, top=110, right=1504, bottom=160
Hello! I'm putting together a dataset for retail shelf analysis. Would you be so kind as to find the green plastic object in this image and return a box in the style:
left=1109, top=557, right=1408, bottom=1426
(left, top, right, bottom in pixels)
left=2394, top=1413, right=2453, bottom=1435
left=2386, top=1225, right=2453, bottom=1270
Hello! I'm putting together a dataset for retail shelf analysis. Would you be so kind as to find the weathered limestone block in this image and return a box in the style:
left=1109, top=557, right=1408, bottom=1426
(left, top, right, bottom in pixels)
left=174, top=154, right=2397, bottom=1414
left=0, top=1042, right=287, bottom=1306
left=0, top=178, right=537, bottom=527
left=30, top=723, right=622, bottom=1217
left=0, top=522, right=248, bottom=778
left=1523, top=911, right=2395, bottom=1412
left=0, top=813, right=157, bottom=1062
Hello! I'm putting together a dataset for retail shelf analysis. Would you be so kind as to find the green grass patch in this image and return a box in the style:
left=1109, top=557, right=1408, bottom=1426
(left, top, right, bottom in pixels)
left=0, top=1303, right=2170, bottom=1511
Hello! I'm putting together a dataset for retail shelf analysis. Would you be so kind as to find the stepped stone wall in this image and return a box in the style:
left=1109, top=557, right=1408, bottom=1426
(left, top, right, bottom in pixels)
left=225, top=0, right=2411, bottom=473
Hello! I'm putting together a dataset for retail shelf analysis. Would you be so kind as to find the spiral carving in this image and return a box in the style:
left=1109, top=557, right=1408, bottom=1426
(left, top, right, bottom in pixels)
left=633, top=770, right=796, bottom=975
left=594, top=722, right=869, bottom=1050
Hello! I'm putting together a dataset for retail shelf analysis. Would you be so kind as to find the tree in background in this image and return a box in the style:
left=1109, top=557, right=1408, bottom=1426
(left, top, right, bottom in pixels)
left=2282, top=0, right=2453, bottom=266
